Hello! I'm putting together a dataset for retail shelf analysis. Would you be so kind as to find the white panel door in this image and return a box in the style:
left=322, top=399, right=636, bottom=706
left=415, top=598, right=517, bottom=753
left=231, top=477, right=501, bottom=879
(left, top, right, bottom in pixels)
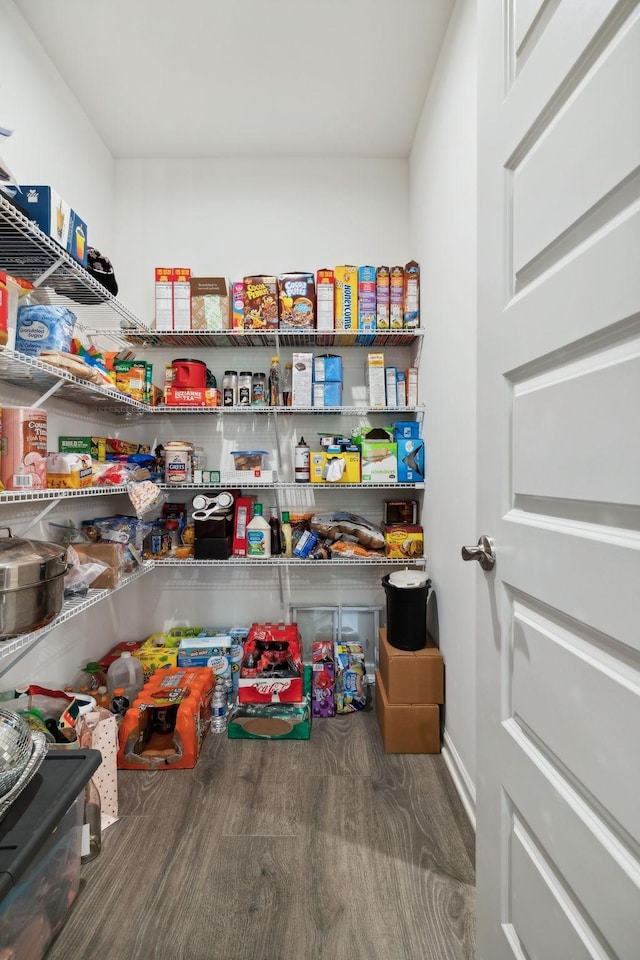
left=475, top=2, right=640, bottom=958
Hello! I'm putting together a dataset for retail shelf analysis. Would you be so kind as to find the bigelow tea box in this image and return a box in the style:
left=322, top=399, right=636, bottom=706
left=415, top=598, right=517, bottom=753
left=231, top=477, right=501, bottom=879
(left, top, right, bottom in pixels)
left=155, top=268, right=173, bottom=331
left=334, top=266, right=358, bottom=331
left=173, top=267, right=191, bottom=331
left=190, top=277, right=230, bottom=331
left=316, top=269, right=334, bottom=331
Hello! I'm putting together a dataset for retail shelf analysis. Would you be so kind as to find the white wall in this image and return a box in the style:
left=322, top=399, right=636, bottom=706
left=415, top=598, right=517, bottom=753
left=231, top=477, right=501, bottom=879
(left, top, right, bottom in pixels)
left=410, top=0, right=478, bottom=813
left=114, top=158, right=410, bottom=324
left=0, top=0, right=115, bottom=250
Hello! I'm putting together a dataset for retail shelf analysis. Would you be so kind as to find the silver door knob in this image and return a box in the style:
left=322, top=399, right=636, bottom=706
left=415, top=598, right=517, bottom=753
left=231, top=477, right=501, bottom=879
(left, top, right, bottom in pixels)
left=461, top=535, right=496, bottom=571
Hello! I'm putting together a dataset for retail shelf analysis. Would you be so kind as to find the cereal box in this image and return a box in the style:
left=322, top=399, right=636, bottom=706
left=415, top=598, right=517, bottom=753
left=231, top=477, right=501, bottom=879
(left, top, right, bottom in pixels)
left=155, top=268, right=173, bottom=331
left=243, top=275, right=279, bottom=330
left=358, top=265, right=376, bottom=332
left=403, top=260, right=420, bottom=328
left=316, top=269, right=334, bottom=331
left=173, top=267, right=191, bottom=331
left=390, top=265, right=404, bottom=329
left=232, top=281, right=245, bottom=330
left=278, top=272, right=316, bottom=330
left=376, top=266, right=390, bottom=329
left=334, top=265, right=358, bottom=332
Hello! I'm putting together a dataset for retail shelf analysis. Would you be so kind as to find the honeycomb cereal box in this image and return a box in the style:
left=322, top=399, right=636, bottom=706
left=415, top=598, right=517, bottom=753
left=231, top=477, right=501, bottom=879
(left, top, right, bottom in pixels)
left=334, top=266, right=358, bottom=332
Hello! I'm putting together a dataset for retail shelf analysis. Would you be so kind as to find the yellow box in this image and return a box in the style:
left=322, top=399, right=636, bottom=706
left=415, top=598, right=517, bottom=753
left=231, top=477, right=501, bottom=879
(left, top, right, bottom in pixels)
left=383, top=524, right=424, bottom=559
left=334, top=265, right=358, bottom=332
left=46, top=452, right=92, bottom=489
left=134, top=633, right=180, bottom=681
left=310, top=450, right=361, bottom=484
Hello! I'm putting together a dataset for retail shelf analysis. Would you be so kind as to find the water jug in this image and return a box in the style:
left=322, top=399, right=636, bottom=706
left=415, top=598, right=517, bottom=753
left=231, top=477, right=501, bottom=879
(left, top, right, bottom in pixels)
left=106, top=651, right=143, bottom=705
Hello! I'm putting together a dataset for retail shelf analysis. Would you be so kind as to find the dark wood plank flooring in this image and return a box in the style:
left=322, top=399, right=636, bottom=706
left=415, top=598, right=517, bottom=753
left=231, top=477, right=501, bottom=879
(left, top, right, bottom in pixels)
left=47, top=706, right=476, bottom=960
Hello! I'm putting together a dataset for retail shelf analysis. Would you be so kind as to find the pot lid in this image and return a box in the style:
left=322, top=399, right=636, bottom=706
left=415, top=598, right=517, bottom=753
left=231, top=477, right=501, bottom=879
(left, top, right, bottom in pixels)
left=172, top=358, right=206, bottom=365
left=386, top=568, right=430, bottom=588
left=0, top=534, right=68, bottom=590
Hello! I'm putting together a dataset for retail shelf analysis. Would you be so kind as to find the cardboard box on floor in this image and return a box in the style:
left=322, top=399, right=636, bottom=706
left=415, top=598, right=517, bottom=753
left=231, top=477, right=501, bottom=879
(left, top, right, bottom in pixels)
left=378, top=627, right=443, bottom=704
left=375, top=670, right=440, bottom=754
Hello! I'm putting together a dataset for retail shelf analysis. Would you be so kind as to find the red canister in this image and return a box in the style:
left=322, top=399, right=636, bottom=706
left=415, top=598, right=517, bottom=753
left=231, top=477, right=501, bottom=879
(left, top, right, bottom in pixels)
left=171, top=359, right=207, bottom=389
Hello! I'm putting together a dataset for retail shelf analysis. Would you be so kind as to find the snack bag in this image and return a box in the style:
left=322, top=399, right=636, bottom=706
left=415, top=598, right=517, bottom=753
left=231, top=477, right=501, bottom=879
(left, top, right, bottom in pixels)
left=334, top=642, right=368, bottom=713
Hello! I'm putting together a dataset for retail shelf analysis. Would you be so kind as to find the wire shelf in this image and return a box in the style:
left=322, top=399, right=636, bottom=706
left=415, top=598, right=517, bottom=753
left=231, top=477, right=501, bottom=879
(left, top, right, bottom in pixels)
left=89, top=328, right=425, bottom=349
left=0, top=484, right=130, bottom=503
left=143, top=404, right=425, bottom=416
left=156, top=557, right=426, bottom=567
left=0, top=346, right=148, bottom=415
left=0, top=562, right=154, bottom=664
left=0, top=194, right=144, bottom=328
left=158, top=481, right=425, bottom=491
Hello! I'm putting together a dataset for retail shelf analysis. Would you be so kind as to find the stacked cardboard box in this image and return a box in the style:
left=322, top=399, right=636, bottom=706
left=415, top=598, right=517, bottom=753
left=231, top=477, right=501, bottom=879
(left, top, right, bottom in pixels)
left=375, top=627, right=443, bottom=753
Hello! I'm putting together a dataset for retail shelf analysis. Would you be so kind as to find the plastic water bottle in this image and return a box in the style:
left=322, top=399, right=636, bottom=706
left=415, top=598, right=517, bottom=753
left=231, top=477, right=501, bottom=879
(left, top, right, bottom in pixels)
left=211, top=689, right=227, bottom=734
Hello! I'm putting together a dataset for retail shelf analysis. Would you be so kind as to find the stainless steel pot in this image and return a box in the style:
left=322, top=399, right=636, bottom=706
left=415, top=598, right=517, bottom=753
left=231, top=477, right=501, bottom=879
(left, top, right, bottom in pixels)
left=0, top=530, right=68, bottom=638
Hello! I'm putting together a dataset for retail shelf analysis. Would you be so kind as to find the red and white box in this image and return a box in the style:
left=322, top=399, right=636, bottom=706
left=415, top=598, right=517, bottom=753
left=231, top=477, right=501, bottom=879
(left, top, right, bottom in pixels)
left=239, top=622, right=304, bottom=703
left=155, top=268, right=173, bottom=331
left=173, top=267, right=191, bottom=331
left=232, top=496, right=254, bottom=557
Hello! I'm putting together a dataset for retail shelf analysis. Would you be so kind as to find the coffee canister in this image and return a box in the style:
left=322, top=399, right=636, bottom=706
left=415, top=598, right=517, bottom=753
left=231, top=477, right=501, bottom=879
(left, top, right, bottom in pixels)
left=171, top=359, right=207, bottom=389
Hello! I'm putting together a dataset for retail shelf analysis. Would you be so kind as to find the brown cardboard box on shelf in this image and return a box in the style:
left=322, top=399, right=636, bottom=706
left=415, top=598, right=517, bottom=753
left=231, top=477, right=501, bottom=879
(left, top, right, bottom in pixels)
left=378, top=627, right=444, bottom=704
left=72, top=543, right=122, bottom=590
left=375, top=670, right=440, bottom=754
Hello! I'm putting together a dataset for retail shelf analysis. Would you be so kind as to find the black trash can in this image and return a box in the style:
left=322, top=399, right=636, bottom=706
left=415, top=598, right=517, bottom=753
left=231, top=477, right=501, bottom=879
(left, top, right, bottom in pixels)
left=382, top=571, right=431, bottom=651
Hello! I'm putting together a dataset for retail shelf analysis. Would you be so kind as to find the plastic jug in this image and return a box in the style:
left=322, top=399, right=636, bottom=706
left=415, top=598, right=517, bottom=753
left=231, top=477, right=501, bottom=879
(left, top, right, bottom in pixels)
left=106, top=651, right=144, bottom=704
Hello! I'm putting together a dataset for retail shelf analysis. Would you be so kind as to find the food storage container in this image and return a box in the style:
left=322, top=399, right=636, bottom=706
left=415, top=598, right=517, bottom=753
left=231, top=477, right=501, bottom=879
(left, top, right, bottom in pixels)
left=230, top=451, right=268, bottom=471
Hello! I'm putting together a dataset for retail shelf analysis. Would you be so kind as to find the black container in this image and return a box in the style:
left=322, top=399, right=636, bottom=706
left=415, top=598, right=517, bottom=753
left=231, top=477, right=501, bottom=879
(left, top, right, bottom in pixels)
left=382, top=573, right=431, bottom=651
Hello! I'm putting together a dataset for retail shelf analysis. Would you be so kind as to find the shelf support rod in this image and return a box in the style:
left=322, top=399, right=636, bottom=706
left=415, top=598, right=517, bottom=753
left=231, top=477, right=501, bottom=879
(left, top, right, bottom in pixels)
left=18, top=499, right=61, bottom=537
left=32, top=255, right=66, bottom=289
left=32, top=377, right=65, bottom=409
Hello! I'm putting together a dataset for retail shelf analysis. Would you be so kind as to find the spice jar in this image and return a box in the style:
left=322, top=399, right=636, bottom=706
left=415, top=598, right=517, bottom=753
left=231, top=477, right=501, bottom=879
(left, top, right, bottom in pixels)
left=251, top=372, right=267, bottom=405
left=238, top=371, right=252, bottom=405
left=223, top=370, right=238, bottom=406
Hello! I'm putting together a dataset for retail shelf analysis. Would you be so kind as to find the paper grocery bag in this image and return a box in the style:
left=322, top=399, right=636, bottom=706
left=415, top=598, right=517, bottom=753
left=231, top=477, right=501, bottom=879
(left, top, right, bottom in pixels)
left=77, top=710, right=119, bottom=830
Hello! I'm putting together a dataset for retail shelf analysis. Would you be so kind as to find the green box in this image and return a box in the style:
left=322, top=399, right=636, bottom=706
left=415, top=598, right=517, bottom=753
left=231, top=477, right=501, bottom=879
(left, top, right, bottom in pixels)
left=58, top=436, right=107, bottom=460
left=352, top=428, right=398, bottom=483
left=227, top=666, right=311, bottom=740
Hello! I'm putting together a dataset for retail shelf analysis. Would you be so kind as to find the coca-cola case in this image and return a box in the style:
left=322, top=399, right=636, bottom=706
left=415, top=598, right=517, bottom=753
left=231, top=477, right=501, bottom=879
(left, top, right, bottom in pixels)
left=238, top=622, right=303, bottom=703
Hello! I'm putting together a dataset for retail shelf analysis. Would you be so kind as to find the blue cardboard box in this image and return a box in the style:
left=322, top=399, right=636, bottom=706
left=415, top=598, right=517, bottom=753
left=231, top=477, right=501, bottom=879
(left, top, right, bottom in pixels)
left=313, top=381, right=343, bottom=407
left=393, top=420, right=420, bottom=439
left=20, top=185, right=88, bottom=267
left=396, top=437, right=425, bottom=482
left=314, top=354, right=343, bottom=382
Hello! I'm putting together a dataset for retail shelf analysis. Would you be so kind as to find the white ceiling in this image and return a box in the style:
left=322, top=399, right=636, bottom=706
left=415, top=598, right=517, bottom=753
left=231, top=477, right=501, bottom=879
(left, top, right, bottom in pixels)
left=14, top=0, right=453, bottom=159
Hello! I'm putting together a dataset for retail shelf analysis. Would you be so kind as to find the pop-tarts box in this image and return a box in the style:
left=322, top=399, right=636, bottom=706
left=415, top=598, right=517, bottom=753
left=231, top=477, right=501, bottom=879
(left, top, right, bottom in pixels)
left=396, top=437, right=425, bottom=483
left=20, top=185, right=88, bottom=267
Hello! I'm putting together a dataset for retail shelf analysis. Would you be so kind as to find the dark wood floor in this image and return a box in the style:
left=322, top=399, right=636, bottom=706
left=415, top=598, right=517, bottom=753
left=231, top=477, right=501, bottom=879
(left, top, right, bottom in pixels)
left=48, top=706, right=476, bottom=960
